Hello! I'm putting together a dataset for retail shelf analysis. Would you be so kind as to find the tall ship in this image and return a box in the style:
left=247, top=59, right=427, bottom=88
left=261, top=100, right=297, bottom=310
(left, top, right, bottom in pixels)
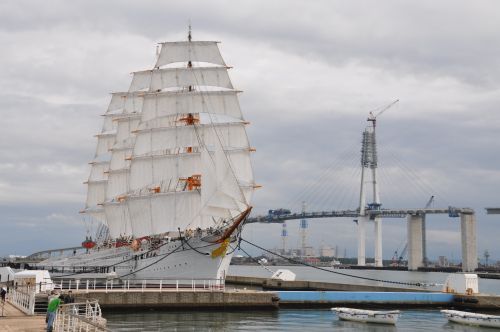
left=36, top=29, right=256, bottom=281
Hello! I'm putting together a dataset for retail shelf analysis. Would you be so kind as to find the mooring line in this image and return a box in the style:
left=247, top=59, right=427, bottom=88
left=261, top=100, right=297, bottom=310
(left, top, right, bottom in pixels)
left=240, top=238, right=429, bottom=287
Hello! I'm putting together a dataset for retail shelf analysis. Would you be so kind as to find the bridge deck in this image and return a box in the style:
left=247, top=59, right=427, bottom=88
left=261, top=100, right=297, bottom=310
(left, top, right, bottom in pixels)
left=246, top=207, right=474, bottom=224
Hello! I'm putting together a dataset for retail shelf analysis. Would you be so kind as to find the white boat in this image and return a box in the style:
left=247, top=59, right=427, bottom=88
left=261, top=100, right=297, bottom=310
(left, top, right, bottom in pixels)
left=331, top=307, right=400, bottom=325
left=35, top=27, right=256, bottom=283
left=441, top=310, right=500, bottom=328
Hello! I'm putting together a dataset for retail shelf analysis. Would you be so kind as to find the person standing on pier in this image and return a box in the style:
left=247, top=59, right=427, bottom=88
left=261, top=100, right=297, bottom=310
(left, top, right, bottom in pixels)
left=0, top=287, right=6, bottom=303
left=46, top=293, right=61, bottom=332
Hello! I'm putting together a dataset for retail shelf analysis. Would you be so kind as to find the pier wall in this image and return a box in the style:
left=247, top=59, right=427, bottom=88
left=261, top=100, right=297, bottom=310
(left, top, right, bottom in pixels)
left=75, top=290, right=279, bottom=310
left=226, top=276, right=427, bottom=293
left=278, top=291, right=454, bottom=308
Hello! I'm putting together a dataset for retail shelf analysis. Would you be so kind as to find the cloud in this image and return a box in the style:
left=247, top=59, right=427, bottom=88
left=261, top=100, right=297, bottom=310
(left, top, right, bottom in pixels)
left=1, top=0, right=499, bottom=262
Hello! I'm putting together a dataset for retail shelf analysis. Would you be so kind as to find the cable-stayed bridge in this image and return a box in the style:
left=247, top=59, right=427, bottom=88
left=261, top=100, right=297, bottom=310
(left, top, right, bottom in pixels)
left=245, top=100, right=478, bottom=273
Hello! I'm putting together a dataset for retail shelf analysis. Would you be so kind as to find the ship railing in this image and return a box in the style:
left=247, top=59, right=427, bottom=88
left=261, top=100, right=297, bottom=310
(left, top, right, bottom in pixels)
left=54, top=299, right=109, bottom=332
left=54, top=278, right=226, bottom=293
left=7, top=287, right=36, bottom=315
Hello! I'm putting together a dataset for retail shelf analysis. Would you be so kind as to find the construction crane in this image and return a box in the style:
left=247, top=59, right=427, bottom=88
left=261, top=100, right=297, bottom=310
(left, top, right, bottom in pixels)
left=424, top=195, right=435, bottom=209
left=398, top=244, right=408, bottom=265
left=422, top=195, right=434, bottom=266
left=367, top=99, right=399, bottom=127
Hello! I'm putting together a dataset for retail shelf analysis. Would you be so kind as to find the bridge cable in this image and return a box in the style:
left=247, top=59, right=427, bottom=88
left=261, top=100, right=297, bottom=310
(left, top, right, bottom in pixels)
left=240, top=238, right=432, bottom=288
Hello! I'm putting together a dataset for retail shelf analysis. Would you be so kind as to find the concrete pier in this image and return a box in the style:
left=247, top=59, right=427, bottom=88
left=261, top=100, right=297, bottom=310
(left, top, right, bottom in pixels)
left=453, top=293, right=500, bottom=310
left=461, top=213, right=478, bottom=272
left=75, top=289, right=279, bottom=310
left=226, top=276, right=427, bottom=293
left=407, top=214, right=424, bottom=271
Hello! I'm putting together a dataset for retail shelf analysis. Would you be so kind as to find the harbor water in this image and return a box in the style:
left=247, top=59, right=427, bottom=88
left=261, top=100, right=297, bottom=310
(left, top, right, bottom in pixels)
left=105, top=266, right=500, bottom=331
left=106, top=309, right=496, bottom=331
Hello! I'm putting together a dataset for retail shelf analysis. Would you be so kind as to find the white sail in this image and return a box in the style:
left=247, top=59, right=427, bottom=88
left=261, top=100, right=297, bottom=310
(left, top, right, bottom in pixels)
left=133, top=122, right=249, bottom=157
left=104, top=202, right=132, bottom=239
left=86, top=180, right=106, bottom=208
left=130, top=66, right=233, bottom=92
left=129, top=153, right=201, bottom=192
left=116, top=115, right=141, bottom=142
left=88, top=162, right=108, bottom=182
left=107, top=92, right=144, bottom=114
left=141, top=91, right=243, bottom=122
left=155, top=41, right=226, bottom=67
left=95, top=133, right=116, bottom=155
left=127, top=191, right=209, bottom=238
left=201, top=141, right=248, bottom=219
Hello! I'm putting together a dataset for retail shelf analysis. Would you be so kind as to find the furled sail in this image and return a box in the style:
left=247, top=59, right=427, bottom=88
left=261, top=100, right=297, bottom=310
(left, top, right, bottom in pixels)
left=86, top=37, right=254, bottom=239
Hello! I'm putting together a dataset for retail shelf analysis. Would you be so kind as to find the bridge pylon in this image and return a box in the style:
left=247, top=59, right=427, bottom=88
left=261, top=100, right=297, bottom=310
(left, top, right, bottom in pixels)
left=357, top=101, right=397, bottom=267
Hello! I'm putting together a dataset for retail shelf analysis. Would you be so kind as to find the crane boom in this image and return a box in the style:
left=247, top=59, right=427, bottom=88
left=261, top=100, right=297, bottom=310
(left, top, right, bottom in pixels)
left=424, top=195, right=435, bottom=209
left=368, top=99, right=399, bottom=125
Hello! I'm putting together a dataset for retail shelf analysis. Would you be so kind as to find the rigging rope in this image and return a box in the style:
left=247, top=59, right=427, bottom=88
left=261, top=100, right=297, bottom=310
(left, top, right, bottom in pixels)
left=239, top=238, right=430, bottom=288
left=237, top=244, right=276, bottom=275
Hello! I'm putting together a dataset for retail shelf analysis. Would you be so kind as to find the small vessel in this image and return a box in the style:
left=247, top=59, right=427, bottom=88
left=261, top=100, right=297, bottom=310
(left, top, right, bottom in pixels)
left=331, top=307, right=400, bottom=325
left=441, top=310, right=500, bottom=328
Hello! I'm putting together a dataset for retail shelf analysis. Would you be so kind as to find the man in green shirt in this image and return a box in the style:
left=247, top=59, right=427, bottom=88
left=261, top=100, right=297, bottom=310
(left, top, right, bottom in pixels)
left=46, top=294, right=61, bottom=332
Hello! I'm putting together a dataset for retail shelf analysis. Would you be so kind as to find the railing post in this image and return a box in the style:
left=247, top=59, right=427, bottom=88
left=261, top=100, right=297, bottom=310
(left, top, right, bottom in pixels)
left=110, top=279, right=113, bottom=291
left=176, top=280, right=178, bottom=291
left=30, top=291, right=35, bottom=315
left=69, top=279, right=72, bottom=290
left=105, top=281, right=108, bottom=293
left=86, top=280, right=89, bottom=293
left=76, top=279, right=80, bottom=291
left=159, top=280, right=162, bottom=292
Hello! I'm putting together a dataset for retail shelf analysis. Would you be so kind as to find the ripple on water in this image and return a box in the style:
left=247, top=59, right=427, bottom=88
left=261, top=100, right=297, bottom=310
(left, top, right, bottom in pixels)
left=105, top=309, right=500, bottom=332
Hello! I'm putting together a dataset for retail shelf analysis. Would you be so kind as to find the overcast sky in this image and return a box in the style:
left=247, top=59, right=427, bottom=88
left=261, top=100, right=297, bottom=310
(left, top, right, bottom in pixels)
left=1, top=0, right=499, bottom=263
